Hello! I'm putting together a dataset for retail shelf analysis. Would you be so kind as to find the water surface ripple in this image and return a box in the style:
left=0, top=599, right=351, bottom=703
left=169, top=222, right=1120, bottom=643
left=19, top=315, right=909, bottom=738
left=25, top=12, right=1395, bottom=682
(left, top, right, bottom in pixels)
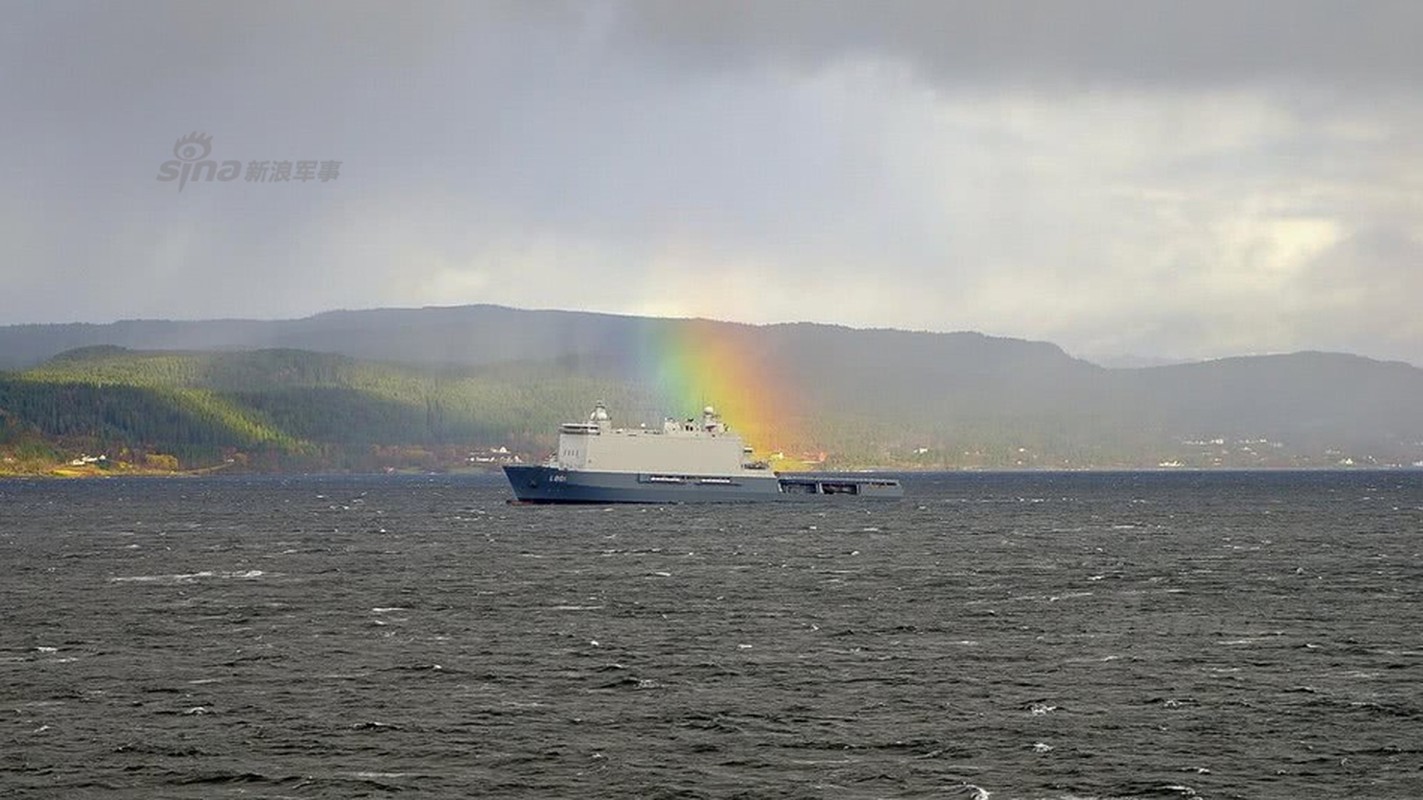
left=2, top=471, right=1420, bottom=798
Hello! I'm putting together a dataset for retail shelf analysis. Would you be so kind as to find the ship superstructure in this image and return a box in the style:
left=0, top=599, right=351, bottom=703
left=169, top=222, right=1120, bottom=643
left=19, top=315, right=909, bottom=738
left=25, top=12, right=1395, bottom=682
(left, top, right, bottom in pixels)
left=552, top=403, right=763, bottom=475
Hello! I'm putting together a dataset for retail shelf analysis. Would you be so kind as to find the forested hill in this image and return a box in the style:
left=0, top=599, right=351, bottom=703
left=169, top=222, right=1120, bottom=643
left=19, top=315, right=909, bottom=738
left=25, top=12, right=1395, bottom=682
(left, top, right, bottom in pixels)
left=0, top=347, right=654, bottom=473
left=1, top=307, right=1422, bottom=473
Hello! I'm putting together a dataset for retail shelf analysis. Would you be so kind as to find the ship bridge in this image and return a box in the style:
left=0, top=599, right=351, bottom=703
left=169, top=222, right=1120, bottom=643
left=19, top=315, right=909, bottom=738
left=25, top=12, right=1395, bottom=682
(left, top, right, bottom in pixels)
left=553, top=403, right=753, bottom=475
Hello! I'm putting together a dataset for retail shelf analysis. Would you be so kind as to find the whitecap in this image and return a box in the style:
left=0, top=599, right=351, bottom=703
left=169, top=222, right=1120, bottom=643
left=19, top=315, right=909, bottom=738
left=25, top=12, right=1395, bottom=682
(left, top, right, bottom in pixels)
left=960, top=783, right=991, bottom=800
left=110, top=571, right=214, bottom=583
left=110, top=569, right=267, bottom=584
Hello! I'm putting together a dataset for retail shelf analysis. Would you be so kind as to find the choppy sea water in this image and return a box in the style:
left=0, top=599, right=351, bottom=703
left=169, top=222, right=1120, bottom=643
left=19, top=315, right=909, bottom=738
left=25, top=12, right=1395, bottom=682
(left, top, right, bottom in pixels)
left=1, top=471, right=1420, bottom=799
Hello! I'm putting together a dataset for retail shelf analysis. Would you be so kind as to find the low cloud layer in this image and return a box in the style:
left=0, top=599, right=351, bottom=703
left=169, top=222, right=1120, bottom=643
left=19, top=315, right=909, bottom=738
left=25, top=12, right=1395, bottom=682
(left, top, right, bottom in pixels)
left=3, top=1, right=1420, bottom=364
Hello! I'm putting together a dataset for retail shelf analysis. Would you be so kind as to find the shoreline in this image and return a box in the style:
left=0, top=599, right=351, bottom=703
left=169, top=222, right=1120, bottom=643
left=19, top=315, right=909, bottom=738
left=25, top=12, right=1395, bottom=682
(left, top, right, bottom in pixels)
left=4, top=464, right=1419, bottom=480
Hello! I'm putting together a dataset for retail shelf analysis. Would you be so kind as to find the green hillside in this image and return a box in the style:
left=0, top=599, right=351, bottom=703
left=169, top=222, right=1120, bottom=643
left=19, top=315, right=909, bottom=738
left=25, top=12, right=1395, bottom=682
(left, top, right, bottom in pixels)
left=0, top=348, right=653, bottom=474
left=3, top=324, right=1423, bottom=475
left=0, top=346, right=1151, bottom=474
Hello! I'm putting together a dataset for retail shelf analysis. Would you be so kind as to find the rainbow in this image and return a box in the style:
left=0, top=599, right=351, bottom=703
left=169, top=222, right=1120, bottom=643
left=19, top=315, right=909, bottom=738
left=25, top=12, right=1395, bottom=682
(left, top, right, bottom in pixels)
left=635, top=318, right=805, bottom=458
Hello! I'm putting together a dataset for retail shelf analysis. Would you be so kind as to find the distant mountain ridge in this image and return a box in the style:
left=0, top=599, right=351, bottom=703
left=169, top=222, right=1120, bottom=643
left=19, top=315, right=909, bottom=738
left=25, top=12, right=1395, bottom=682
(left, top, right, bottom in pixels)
left=2, top=305, right=1421, bottom=471
left=0, top=306, right=668, bottom=370
left=0, top=305, right=1085, bottom=371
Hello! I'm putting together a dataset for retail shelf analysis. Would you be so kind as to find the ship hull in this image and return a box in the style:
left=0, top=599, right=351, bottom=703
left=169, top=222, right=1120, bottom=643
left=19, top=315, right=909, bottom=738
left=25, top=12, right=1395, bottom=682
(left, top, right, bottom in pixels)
left=503, top=465, right=902, bottom=504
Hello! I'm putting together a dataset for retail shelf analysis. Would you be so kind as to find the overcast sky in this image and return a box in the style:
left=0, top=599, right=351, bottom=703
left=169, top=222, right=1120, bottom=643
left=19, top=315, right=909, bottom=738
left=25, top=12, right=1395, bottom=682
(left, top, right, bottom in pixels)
left=3, top=0, right=1421, bottom=365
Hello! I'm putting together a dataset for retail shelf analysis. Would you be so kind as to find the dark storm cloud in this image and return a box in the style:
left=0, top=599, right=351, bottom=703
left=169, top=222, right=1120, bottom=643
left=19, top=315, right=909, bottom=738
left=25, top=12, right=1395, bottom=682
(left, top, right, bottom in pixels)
left=605, top=0, right=1423, bottom=89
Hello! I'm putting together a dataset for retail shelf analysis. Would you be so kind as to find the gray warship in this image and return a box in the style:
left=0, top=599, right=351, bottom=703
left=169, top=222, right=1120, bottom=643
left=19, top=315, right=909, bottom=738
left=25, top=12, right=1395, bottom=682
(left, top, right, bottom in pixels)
left=503, top=402, right=903, bottom=503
